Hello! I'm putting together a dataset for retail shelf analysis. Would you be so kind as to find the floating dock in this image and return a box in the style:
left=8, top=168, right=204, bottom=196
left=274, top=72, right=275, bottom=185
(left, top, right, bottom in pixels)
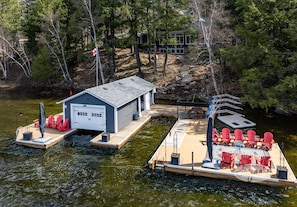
left=15, top=114, right=77, bottom=149
left=90, top=105, right=180, bottom=149
left=15, top=105, right=181, bottom=150
left=90, top=112, right=152, bottom=149
left=148, top=117, right=297, bottom=187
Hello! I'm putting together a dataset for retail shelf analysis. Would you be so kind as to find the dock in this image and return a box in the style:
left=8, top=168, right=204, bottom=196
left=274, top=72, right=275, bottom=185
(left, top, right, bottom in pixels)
left=90, top=104, right=180, bottom=149
left=90, top=113, right=152, bottom=149
left=15, top=105, right=182, bottom=150
left=14, top=103, right=297, bottom=187
left=148, top=117, right=297, bottom=187
left=15, top=116, right=77, bottom=149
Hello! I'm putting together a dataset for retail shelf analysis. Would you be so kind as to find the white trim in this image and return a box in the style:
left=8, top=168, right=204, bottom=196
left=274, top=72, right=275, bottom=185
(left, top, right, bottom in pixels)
left=114, top=107, right=118, bottom=133
left=138, top=97, right=142, bottom=117
left=63, top=103, right=66, bottom=122
left=143, top=92, right=150, bottom=110
left=151, top=90, right=155, bottom=105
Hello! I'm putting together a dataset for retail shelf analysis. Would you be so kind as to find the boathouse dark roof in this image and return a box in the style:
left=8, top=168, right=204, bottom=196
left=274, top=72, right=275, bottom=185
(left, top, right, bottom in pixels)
left=57, top=75, right=155, bottom=108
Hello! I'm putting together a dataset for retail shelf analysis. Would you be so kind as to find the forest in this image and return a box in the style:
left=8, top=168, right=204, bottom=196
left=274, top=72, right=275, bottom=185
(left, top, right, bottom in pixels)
left=0, top=0, right=297, bottom=113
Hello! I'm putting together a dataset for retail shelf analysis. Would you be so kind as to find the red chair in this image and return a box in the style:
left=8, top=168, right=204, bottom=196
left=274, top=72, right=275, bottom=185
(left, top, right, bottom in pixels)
left=221, top=152, right=234, bottom=169
left=246, top=129, right=257, bottom=148
left=58, top=118, right=70, bottom=131
left=261, top=132, right=274, bottom=150
left=33, top=119, right=39, bottom=127
left=234, top=129, right=244, bottom=142
left=239, top=155, right=252, bottom=171
left=221, top=128, right=231, bottom=145
left=212, top=128, right=220, bottom=144
left=257, top=156, right=272, bottom=172
left=53, top=116, right=63, bottom=129
left=46, top=115, right=55, bottom=128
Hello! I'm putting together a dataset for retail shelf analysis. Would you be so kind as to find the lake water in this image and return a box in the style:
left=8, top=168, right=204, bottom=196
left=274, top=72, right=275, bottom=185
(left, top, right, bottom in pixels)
left=0, top=93, right=296, bottom=206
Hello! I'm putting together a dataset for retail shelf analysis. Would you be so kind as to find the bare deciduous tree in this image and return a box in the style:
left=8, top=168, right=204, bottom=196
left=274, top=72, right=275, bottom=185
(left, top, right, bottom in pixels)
left=0, top=0, right=31, bottom=80
left=40, top=9, right=72, bottom=83
left=193, top=0, right=220, bottom=95
left=81, top=0, right=105, bottom=85
left=0, top=35, right=32, bottom=79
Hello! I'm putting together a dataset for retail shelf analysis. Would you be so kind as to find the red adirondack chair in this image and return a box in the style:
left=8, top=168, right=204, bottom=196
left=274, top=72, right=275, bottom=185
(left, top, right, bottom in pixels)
left=212, top=128, right=220, bottom=144
left=257, top=156, right=272, bottom=172
left=234, top=129, right=244, bottom=142
left=53, top=116, right=63, bottom=129
left=261, top=132, right=274, bottom=150
left=221, top=128, right=231, bottom=145
left=239, top=155, right=252, bottom=171
left=221, top=151, right=234, bottom=169
left=46, top=115, right=55, bottom=128
left=33, top=119, right=39, bottom=127
left=246, top=129, right=257, bottom=148
left=58, top=118, right=70, bottom=131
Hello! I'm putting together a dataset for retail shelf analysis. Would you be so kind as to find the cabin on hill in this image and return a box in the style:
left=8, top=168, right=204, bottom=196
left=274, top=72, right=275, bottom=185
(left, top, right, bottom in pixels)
left=57, top=76, right=156, bottom=133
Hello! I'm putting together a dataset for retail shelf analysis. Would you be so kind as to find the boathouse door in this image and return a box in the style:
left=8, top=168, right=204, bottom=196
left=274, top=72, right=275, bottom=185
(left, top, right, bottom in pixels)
left=70, top=104, right=106, bottom=131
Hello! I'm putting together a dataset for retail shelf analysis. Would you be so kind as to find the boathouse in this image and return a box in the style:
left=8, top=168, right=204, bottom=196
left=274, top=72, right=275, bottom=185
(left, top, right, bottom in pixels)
left=57, top=76, right=156, bottom=133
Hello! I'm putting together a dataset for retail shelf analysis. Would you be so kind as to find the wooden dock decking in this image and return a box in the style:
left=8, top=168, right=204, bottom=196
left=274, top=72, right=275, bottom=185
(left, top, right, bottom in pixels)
left=90, top=113, right=152, bottom=149
left=14, top=104, right=297, bottom=186
left=148, top=117, right=297, bottom=187
left=14, top=104, right=181, bottom=150
left=15, top=123, right=77, bottom=149
left=90, top=104, right=180, bottom=149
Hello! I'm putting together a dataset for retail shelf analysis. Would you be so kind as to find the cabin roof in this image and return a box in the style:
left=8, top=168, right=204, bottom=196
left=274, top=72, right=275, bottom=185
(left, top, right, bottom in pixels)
left=57, top=75, right=155, bottom=108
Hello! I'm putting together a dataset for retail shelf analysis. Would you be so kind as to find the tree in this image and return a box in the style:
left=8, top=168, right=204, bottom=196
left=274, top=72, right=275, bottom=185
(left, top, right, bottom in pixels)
left=38, top=0, right=72, bottom=83
left=0, top=0, right=32, bottom=79
left=32, top=46, right=56, bottom=81
left=159, top=0, right=190, bottom=73
left=81, top=0, right=105, bottom=85
left=100, top=0, right=126, bottom=77
left=222, top=0, right=297, bottom=112
left=125, top=0, right=146, bottom=77
left=193, top=0, right=221, bottom=95
left=0, top=36, right=32, bottom=79
left=22, top=0, right=42, bottom=55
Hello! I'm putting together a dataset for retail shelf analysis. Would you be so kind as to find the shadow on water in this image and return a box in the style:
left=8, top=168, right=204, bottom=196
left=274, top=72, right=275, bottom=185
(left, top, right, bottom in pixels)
left=0, top=94, right=296, bottom=206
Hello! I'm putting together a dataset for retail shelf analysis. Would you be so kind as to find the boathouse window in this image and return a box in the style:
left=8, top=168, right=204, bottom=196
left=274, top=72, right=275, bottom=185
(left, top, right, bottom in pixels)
left=78, top=112, right=87, bottom=116
left=92, top=113, right=102, bottom=117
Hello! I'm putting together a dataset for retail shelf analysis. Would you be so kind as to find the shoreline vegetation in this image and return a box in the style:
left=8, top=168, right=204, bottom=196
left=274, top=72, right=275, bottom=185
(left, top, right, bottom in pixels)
left=0, top=48, right=240, bottom=101
left=0, top=48, right=295, bottom=116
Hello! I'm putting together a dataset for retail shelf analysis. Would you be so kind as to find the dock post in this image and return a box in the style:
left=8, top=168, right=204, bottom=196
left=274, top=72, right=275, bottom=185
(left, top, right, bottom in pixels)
left=192, top=152, right=194, bottom=175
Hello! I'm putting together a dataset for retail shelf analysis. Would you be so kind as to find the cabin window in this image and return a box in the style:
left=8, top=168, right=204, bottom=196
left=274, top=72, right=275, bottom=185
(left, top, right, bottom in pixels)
left=176, top=34, right=184, bottom=45
left=186, top=35, right=195, bottom=45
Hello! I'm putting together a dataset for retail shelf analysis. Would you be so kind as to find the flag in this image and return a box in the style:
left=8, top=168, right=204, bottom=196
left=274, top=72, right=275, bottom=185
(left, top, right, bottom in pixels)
left=91, top=48, right=97, bottom=57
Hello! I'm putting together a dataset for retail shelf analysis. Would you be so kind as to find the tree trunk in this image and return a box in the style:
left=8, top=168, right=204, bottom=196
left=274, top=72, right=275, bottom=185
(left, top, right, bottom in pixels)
left=104, top=30, right=113, bottom=76
left=135, top=33, right=143, bottom=77
left=207, top=47, right=219, bottom=95
left=163, top=34, right=168, bottom=73
left=163, top=0, right=168, bottom=73
left=82, top=0, right=105, bottom=85
left=163, top=47, right=168, bottom=73
left=111, top=27, right=116, bottom=75
left=194, top=0, right=219, bottom=95
left=146, top=7, right=151, bottom=65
